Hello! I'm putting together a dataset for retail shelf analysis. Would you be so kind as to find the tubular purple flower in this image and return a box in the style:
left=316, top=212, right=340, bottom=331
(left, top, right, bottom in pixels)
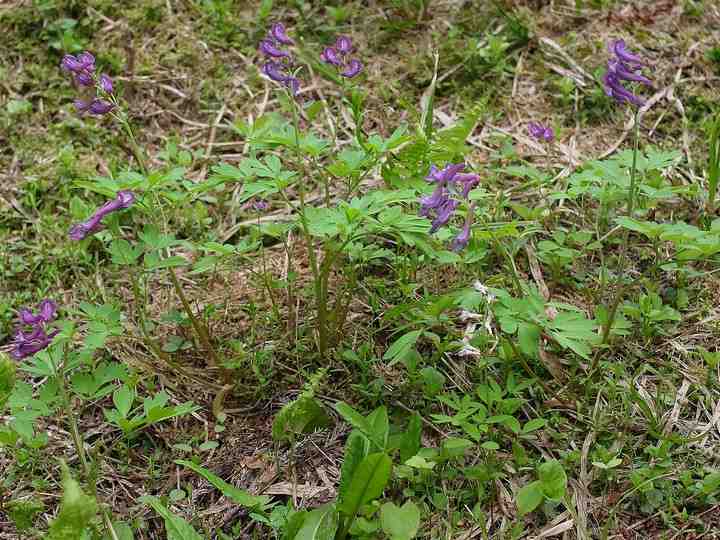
left=19, top=300, right=58, bottom=325
left=11, top=326, right=59, bottom=360
left=419, top=186, right=448, bottom=216
left=528, top=122, right=554, bottom=142
left=74, top=99, right=92, bottom=114
left=77, top=51, right=96, bottom=70
left=61, top=54, right=83, bottom=72
left=610, top=39, right=645, bottom=67
left=455, top=173, right=480, bottom=199
left=603, top=39, right=650, bottom=108
left=340, top=59, right=363, bottom=78
left=335, top=36, right=353, bottom=55
left=88, top=99, right=114, bottom=115
left=430, top=199, right=459, bottom=233
left=426, top=163, right=465, bottom=184
left=603, top=71, right=645, bottom=107
left=262, top=61, right=290, bottom=83
left=451, top=216, right=472, bottom=252
left=68, top=191, right=135, bottom=241
left=260, top=39, right=291, bottom=59
left=320, top=47, right=342, bottom=66
left=74, top=71, right=95, bottom=87
left=608, top=59, right=651, bottom=86
left=285, top=77, right=300, bottom=96
left=253, top=200, right=269, bottom=211
left=270, top=23, right=294, bottom=45
left=99, top=74, right=113, bottom=93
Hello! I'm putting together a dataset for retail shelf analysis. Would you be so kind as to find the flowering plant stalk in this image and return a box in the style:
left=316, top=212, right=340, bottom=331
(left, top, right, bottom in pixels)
left=592, top=39, right=651, bottom=369
left=61, top=52, right=218, bottom=367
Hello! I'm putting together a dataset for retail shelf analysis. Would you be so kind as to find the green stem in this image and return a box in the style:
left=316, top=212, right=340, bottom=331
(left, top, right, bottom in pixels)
left=57, top=347, right=119, bottom=540
left=591, top=110, right=642, bottom=374
left=288, top=95, right=327, bottom=358
left=167, top=266, right=218, bottom=366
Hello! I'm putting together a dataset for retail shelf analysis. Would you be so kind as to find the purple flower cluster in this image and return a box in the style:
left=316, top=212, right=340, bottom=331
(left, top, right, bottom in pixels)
left=528, top=122, right=554, bottom=143
left=419, top=163, right=479, bottom=251
left=602, top=40, right=651, bottom=107
left=61, top=51, right=115, bottom=116
left=69, top=191, right=136, bottom=241
left=11, top=300, right=59, bottom=359
left=260, top=23, right=301, bottom=95
left=320, top=36, right=362, bottom=78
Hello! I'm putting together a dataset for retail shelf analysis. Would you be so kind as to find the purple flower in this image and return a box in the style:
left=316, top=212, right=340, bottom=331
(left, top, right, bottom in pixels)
left=11, top=326, right=59, bottom=360
left=74, top=71, right=94, bottom=87
left=75, top=98, right=114, bottom=116
left=430, top=199, right=459, bottom=233
left=99, top=74, right=113, bottom=93
left=455, top=173, right=480, bottom=198
left=253, top=200, right=269, bottom=211
left=603, top=39, right=651, bottom=107
left=61, top=54, right=83, bottom=72
left=610, top=40, right=645, bottom=68
left=19, top=300, right=58, bottom=326
left=269, top=23, right=294, bottom=45
left=320, top=47, right=342, bottom=66
left=419, top=185, right=448, bottom=217
left=426, top=163, right=466, bottom=184
left=335, top=36, right=353, bottom=54
left=69, top=190, right=135, bottom=241
left=340, top=59, right=363, bottom=78
left=77, top=52, right=96, bottom=70
left=451, top=217, right=472, bottom=252
left=260, top=39, right=291, bottom=59
left=321, top=35, right=363, bottom=79
left=528, top=122, right=554, bottom=142
left=262, top=61, right=290, bottom=83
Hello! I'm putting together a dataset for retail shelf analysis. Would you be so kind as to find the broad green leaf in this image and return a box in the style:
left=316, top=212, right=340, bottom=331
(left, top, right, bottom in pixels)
left=517, top=323, right=540, bottom=358
left=272, top=396, right=330, bottom=443
left=383, top=330, right=423, bottom=365
left=108, top=239, right=142, bottom=266
left=339, top=431, right=368, bottom=502
left=367, top=406, right=389, bottom=451
left=516, top=480, right=543, bottom=516
left=292, top=504, right=338, bottom=540
left=522, top=418, right=547, bottom=434
left=334, top=402, right=372, bottom=437
left=399, top=413, right=422, bottom=461
left=113, top=385, right=134, bottom=418
left=538, top=460, right=567, bottom=501
left=104, top=522, right=134, bottom=540
left=46, top=464, right=98, bottom=540
left=338, top=453, right=392, bottom=518
left=380, top=501, right=421, bottom=540
left=0, top=353, right=16, bottom=410
left=140, top=496, right=203, bottom=540
left=175, top=460, right=270, bottom=510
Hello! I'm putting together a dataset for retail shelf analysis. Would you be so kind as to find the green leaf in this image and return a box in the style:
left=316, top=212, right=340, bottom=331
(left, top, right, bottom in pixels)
left=272, top=396, right=330, bottom=443
left=140, top=496, right=203, bottom=540
left=175, top=460, right=270, bottom=510
left=522, top=418, right=547, bottom=434
left=380, top=501, right=421, bottom=540
left=108, top=239, right=142, bottom=266
left=104, top=522, right=134, bottom=540
left=339, top=431, right=368, bottom=502
left=516, top=481, right=543, bottom=516
left=517, top=323, right=540, bottom=358
left=334, top=402, right=372, bottom=438
left=538, top=460, right=567, bottom=501
left=338, top=453, right=392, bottom=517
left=292, top=504, right=338, bottom=540
left=46, top=464, right=98, bottom=540
left=0, top=353, right=16, bottom=410
left=399, top=413, right=422, bottom=462
left=383, top=330, right=423, bottom=366
left=367, top=406, right=389, bottom=451
left=113, top=385, right=135, bottom=418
